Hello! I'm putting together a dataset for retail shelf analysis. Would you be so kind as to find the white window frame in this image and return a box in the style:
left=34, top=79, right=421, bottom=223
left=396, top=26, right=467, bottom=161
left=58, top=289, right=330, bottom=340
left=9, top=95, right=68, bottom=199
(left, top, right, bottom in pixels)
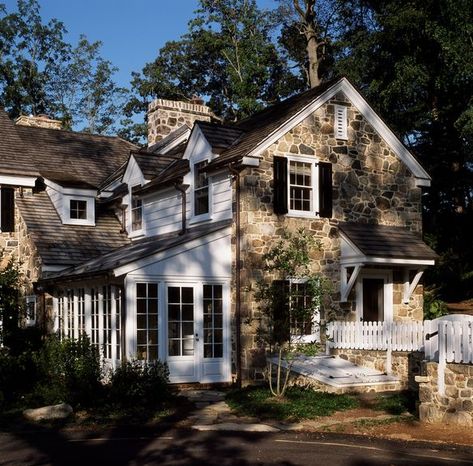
left=334, top=104, right=348, bottom=140
left=128, top=186, right=146, bottom=239
left=63, top=195, right=95, bottom=226
left=287, top=155, right=319, bottom=218
left=190, top=158, right=212, bottom=223
left=288, top=278, right=321, bottom=343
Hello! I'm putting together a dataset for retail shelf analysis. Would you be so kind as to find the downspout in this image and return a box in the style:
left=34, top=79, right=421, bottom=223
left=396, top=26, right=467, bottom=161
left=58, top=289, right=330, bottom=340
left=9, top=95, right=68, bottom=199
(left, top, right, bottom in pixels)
left=229, top=164, right=242, bottom=388
left=174, top=183, right=189, bottom=235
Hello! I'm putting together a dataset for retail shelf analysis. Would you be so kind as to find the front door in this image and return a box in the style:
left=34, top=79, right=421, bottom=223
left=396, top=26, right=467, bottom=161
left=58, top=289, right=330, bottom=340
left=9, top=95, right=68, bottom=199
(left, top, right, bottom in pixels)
left=166, top=284, right=200, bottom=382
left=356, top=270, right=393, bottom=322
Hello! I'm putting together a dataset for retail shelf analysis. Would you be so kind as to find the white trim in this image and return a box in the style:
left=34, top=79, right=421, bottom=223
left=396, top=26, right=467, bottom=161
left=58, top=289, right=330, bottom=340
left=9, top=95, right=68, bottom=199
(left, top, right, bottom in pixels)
left=190, top=158, right=213, bottom=223
left=248, top=78, right=431, bottom=187
left=159, top=128, right=191, bottom=154
left=341, top=256, right=435, bottom=266
left=286, top=154, right=319, bottom=218
left=44, top=179, right=97, bottom=196
left=402, top=269, right=425, bottom=304
left=113, top=227, right=232, bottom=277
left=0, top=175, right=36, bottom=187
left=356, top=269, right=393, bottom=322
left=340, top=264, right=362, bottom=302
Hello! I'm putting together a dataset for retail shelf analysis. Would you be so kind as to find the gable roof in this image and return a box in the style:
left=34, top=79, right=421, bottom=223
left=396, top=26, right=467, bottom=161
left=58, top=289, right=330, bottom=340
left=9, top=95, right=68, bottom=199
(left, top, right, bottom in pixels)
left=195, top=121, right=244, bottom=152
left=40, top=219, right=231, bottom=282
left=0, top=109, right=39, bottom=178
left=132, top=152, right=181, bottom=179
left=339, top=222, right=438, bottom=261
left=148, top=124, right=190, bottom=154
left=207, top=77, right=431, bottom=186
left=17, top=191, right=130, bottom=267
left=14, top=125, right=137, bottom=188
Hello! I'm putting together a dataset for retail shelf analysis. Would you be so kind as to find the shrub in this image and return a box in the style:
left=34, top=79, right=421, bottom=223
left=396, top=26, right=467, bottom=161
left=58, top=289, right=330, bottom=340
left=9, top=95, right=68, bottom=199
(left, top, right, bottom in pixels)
left=32, top=335, right=102, bottom=408
left=109, top=360, right=170, bottom=409
left=423, top=288, right=449, bottom=320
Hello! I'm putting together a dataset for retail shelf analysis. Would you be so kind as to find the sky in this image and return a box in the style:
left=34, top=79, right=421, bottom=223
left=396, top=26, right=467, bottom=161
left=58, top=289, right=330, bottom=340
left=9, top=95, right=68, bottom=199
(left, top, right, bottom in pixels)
left=3, top=0, right=277, bottom=90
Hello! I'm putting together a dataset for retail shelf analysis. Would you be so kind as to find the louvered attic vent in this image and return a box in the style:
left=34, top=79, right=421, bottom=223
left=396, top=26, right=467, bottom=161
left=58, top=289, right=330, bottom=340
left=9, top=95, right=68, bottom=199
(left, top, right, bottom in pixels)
left=334, top=104, right=348, bottom=140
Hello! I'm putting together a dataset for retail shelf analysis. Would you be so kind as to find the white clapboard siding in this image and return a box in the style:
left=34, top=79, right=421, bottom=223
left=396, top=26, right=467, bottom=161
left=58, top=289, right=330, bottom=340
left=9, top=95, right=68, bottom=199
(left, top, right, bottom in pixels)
left=328, top=321, right=424, bottom=352
left=212, top=175, right=232, bottom=221
left=144, top=189, right=182, bottom=236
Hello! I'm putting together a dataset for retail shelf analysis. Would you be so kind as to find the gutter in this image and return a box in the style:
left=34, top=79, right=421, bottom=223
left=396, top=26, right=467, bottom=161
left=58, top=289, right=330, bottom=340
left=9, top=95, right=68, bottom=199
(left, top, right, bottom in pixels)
left=228, top=163, right=243, bottom=388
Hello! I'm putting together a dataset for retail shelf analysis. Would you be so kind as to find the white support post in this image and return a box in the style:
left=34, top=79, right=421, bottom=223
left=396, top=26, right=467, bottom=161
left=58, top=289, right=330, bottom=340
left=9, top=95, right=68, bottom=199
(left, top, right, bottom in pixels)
left=403, top=269, right=424, bottom=304
left=340, top=264, right=362, bottom=302
left=325, top=322, right=333, bottom=355
left=111, top=285, right=117, bottom=370
left=98, top=287, right=104, bottom=347
left=73, top=290, right=79, bottom=340
left=52, top=297, right=59, bottom=333
left=438, top=321, right=446, bottom=396
left=84, top=288, right=92, bottom=338
left=385, top=321, right=392, bottom=375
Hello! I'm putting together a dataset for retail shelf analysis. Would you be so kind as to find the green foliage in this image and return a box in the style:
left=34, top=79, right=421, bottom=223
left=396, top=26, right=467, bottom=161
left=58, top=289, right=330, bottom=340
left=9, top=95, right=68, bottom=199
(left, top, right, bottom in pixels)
left=31, top=335, right=102, bottom=408
left=0, top=257, right=23, bottom=348
left=124, top=0, right=298, bottom=141
left=108, top=360, right=170, bottom=410
left=423, top=288, right=449, bottom=320
left=373, top=391, right=417, bottom=415
left=226, top=385, right=358, bottom=421
left=0, top=0, right=126, bottom=133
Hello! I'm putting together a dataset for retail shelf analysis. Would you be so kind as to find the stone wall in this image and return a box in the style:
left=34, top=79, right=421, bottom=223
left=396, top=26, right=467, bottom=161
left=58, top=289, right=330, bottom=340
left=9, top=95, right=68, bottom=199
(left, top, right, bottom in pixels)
left=147, top=98, right=211, bottom=145
left=234, top=91, right=425, bottom=380
left=417, top=362, right=473, bottom=426
left=331, top=348, right=423, bottom=390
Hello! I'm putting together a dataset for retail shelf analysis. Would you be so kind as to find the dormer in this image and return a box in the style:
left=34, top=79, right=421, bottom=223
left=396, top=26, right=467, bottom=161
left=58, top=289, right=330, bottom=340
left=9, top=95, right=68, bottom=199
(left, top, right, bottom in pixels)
left=44, top=178, right=97, bottom=226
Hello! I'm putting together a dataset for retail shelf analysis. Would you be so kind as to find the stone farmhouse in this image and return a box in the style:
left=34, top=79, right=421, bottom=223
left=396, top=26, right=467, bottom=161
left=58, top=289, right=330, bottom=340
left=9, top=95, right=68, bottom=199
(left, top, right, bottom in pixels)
left=0, top=77, right=437, bottom=386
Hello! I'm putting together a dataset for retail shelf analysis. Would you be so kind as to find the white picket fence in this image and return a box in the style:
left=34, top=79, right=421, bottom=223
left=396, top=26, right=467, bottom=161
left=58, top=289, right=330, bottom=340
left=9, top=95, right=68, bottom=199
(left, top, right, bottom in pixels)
left=327, top=315, right=473, bottom=395
left=327, top=321, right=425, bottom=352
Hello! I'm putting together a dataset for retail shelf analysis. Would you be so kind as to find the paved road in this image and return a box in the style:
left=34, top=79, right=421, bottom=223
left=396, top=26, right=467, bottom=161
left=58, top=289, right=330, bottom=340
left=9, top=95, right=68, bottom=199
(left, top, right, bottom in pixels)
left=1, top=428, right=472, bottom=465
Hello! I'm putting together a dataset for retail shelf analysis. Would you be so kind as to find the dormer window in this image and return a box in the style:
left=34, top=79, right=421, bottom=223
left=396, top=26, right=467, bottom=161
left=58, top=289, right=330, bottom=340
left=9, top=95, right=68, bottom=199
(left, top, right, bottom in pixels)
left=194, top=160, right=209, bottom=216
left=131, top=192, right=143, bottom=231
left=70, top=199, right=87, bottom=220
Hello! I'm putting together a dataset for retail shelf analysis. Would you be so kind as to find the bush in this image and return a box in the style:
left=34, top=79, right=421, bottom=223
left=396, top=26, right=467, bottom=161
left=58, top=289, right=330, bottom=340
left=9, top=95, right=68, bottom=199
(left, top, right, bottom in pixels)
left=32, top=335, right=102, bottom=408
left=0, top=348, right=38, bottom=408
left=109, top=360, right=170, bottom=409
left=423, top=288, right=449, bottom=320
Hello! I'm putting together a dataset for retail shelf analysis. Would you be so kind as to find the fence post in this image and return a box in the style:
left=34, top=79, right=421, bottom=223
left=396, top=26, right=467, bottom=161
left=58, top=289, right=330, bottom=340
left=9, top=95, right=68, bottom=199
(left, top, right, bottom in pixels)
left=386, top=321, right=392, bottom=375
left=326, top=322, right=332, bottom=355
left=438, top=321, right=446, bottom=396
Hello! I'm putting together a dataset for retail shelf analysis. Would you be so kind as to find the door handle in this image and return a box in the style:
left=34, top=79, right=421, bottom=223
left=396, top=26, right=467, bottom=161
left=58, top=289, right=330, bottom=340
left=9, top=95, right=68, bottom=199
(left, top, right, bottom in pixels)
left=195, top=333, right=199, bottom=341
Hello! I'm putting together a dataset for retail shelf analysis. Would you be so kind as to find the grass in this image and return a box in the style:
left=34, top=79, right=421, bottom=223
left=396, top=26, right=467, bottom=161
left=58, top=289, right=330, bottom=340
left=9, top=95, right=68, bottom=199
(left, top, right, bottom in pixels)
left=372, top=391, right=417, bottom=415
left=226, top=385, right=359, bottom=421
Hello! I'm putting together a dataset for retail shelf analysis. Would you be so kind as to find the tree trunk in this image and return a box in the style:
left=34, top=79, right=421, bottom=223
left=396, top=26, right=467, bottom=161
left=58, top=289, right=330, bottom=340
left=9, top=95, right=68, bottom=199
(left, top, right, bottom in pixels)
left=305, top=27, right=321, bottom=88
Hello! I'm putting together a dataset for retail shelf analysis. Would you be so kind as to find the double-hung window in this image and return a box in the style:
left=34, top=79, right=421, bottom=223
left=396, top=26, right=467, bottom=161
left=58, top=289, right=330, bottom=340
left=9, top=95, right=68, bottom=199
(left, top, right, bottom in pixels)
left=273, top=155, right=332, bottom=218
left=193, top=160, right=209, bottom=217
left=131, top=190, right=143, bottom=232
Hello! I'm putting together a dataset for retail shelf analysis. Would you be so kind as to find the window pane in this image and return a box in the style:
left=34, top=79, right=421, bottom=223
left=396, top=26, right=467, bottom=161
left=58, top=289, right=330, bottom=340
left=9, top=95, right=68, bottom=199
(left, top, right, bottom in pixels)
left=148, top=283, right=158, bottom=298
left=214, top=344, right=223, bottom=358
left=148, top=314, right=158, bottom=329
left=137, top=283, right=147, bottom=298
left=182, top=287, right=193, bottom=303
left=148, top=299, right=158, bottom=315
left=148, top=345, right=158, bottom=360
left=137, top=314, right=147, bottom=329
left=168, top=305, right=180, bottom=321
left=169, top=339, right=180, bottom=356
left=168, top=287, right=180, bottom=304
left=182, top=305, right=193, bottom=321
left=203, top=285, right=212, bottom=299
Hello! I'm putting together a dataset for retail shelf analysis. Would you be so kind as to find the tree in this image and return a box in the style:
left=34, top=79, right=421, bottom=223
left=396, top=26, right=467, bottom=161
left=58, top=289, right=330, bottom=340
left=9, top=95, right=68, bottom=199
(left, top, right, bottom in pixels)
left=334, top=0, right=473, bottom=301
left=277, top=0, right=337, bottom=88
left=254, top=229, right=327, bottom=397
left=0, top=0, right=126, bottom=134
left=124, top=0, right=298, bottom=142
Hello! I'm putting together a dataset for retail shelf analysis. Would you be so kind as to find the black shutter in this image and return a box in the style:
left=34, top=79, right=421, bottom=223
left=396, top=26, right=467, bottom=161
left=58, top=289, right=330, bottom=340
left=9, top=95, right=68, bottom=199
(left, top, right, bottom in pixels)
left=1, top=187, right=14, bottom=232
left=318, top=162, right=332, bottom=218
left=273, top=156, right=288, bottom=215
left=272, top=279, right=290, bottom=344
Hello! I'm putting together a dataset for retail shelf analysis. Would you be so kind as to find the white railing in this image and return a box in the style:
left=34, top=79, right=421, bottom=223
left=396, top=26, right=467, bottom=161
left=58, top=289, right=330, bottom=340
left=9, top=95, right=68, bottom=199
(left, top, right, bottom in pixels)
left=327, top=321, right=425, bottom=352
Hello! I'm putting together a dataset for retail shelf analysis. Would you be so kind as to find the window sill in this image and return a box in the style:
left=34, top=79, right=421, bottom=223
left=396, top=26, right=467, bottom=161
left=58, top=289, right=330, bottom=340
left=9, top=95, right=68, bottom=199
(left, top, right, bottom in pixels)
left=129, top=229, right=145, bottom=239
left=287, top=210, right=319, bottom=219
left=189, top=213, right=212, bottom=225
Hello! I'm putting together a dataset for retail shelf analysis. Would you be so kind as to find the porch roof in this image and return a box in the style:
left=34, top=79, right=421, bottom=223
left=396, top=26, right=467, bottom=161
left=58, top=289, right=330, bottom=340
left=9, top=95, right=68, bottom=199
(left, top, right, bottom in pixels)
left=339, top=222, right=438, bottom=264
left=40, top=219, right=232, bottom=283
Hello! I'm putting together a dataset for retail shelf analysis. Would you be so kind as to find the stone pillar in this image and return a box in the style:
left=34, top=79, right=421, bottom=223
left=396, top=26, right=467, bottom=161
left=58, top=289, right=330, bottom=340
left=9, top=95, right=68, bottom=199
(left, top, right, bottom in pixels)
left=147, top=97, right=211, bottom=146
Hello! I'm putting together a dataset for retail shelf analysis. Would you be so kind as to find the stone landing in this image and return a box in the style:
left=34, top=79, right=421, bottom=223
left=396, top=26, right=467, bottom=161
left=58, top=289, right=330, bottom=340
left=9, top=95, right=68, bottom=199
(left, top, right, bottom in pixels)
left=270, top=355, right=402, bottom=394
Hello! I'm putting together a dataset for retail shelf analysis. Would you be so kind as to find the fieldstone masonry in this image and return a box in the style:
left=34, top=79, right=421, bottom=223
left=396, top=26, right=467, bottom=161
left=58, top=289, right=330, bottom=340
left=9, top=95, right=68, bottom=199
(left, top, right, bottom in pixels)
left=235, top=91, right=425, bottom=380
left=418, top=362, right=473, bottom=426
left=148, top=98, right=211, bottom=145
left=15, top=114, right=62, bottom=130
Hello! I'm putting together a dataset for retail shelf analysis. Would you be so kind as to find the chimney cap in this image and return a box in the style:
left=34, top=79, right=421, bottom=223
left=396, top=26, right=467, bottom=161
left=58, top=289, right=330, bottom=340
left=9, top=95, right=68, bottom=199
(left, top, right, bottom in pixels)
left=190, top=95, right=205, bottom=106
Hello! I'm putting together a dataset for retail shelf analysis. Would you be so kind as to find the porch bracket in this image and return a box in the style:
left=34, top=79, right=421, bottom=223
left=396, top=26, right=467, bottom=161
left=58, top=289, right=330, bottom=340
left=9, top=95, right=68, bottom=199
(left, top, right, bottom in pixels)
left=340, top=264, right=362, bottom=302
left=402, top=268, right=425, bottom=304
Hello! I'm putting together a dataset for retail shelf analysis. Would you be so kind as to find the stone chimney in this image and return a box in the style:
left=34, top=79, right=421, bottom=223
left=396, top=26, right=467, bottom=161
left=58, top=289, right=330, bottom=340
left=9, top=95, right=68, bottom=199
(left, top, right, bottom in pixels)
left=15, top=114, right=63, bottom=130
left=147, top=96, right=211, bottom=146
